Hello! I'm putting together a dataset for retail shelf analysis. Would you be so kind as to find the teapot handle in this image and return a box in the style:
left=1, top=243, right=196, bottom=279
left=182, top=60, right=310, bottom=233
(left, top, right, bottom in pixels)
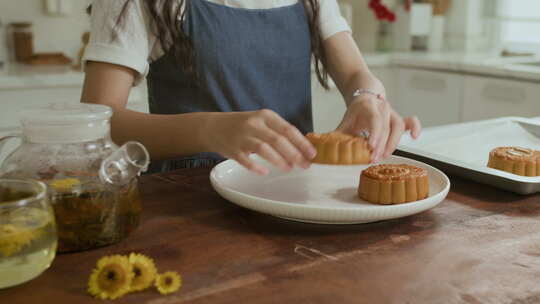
left=0, top=133, right=22, bottom=164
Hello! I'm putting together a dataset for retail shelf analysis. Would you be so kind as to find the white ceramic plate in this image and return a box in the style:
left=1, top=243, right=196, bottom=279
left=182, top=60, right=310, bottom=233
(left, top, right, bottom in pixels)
left=210, top=155, right=450, bottom=224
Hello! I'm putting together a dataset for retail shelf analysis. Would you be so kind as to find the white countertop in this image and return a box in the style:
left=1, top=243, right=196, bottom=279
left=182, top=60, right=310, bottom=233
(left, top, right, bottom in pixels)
left=0, top=63, right=84, bottom=90
left=363, top=51, right=540, bottom=82
left=1, top=51, right=540, bottom=90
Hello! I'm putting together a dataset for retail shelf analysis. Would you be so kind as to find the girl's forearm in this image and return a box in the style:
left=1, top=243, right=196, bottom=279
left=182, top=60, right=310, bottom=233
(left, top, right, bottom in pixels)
left=106, top=109, right=216, bottom=160
left=322, top=32, right=387, bottom=107
left=81, top=61, right=221, bottom=160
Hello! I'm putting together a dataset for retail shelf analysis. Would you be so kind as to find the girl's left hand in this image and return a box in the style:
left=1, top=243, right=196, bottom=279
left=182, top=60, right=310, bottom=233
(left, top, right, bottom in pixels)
left=336, top=96, right=422, bottom=163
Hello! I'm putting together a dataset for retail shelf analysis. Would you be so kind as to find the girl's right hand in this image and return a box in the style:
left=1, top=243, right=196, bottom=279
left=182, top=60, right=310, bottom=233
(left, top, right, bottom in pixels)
left=202, top=109, right=317, bottom=175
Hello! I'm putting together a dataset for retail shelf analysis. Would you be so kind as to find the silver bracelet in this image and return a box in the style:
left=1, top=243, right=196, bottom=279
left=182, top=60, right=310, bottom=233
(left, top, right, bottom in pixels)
left=352, top=89, right=385, bottom=102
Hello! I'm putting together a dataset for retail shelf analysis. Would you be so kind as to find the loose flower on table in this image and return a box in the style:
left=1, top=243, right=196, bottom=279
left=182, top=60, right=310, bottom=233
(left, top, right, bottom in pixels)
left=87, top=253, right=182, bottom=300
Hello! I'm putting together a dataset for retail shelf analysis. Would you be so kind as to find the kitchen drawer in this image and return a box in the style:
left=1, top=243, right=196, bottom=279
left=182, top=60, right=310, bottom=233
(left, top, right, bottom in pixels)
left=394, top=68, right=463, bottom=127
left=462, top=75, right=540, bottom=121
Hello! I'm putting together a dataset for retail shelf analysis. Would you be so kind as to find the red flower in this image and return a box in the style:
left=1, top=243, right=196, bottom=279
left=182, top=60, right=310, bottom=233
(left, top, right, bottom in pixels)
left=368, top=0, right=397, bottom=23
left=387, top=12, right=396, bottom=22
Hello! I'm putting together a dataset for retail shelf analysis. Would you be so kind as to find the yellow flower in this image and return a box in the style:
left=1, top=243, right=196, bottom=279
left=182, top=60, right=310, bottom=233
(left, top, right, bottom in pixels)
left=155, top=271, right=182, bottom=295
left=49, top=178, right=81, bottom=192
left=0, top=224, right=39, bottom=257
left=88, top=255, right=133, bottom=300
left=128, top=253, right=157, bottom=292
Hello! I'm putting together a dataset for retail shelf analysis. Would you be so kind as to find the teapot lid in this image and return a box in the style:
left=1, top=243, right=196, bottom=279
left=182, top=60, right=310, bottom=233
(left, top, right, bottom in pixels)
left=20, top=103, right=113, bottom=143
left=20, top=103, right=112, bottom=126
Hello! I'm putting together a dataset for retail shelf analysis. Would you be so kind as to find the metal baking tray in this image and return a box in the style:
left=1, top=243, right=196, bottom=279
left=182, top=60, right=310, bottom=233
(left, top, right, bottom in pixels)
left=397, top=117, right=540, bottom=195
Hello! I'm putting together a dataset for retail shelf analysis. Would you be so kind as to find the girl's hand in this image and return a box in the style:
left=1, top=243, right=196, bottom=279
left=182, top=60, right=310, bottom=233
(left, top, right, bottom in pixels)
left=336, top=96, right=421, bottom=163
left=202, top=109, right=316, bottom=175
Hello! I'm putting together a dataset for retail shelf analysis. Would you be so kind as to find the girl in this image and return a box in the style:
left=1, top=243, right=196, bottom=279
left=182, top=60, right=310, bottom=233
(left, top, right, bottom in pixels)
left=82, top=0, right=421, bottom=174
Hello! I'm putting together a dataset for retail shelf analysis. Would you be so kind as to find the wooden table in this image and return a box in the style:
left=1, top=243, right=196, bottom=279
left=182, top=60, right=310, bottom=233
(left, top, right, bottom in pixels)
left=2, top=167, right=540, bottom=304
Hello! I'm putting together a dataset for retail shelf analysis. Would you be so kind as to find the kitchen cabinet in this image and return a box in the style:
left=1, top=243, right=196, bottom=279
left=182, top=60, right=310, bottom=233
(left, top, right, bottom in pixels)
left=312, top=64, right=540, bottom=131
left=462, top=75, right=540, bottom=121
left=394, top=68, right=463, bottom=127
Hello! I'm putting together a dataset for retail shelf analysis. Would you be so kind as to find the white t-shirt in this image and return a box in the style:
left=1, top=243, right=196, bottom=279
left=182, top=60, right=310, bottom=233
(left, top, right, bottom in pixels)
left=84, top=0, right=351, bottom=84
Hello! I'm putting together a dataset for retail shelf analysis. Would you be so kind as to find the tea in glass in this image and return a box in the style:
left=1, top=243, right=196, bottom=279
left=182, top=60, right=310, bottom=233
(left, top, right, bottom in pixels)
left=49, top=178, right=141, bottom=252
left=0, top=179, right=57, bottom=289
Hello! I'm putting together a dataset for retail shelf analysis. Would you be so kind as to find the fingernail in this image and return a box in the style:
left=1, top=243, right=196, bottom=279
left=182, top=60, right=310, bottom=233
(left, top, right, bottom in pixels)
left=257, top=168, right=269, bottom=176
left=301, top=160, right=311, bottom=169
left=308, top=148, right=317, bottom=159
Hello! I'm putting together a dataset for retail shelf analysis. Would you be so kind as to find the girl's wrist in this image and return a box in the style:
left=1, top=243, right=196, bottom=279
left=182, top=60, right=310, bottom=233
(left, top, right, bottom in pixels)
left=197, top=112, right=241, bottom=153
left=350, top=88, right=385, bottom=104
left=197, top=112, right=220, bottom=152
left=347, top=89, right=387, bottom=109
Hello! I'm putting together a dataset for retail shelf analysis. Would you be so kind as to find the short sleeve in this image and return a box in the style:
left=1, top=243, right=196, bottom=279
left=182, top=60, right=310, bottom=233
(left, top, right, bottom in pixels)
left=83, top=0, right=154, bottom=85
left=318, top=0, right=352, bottom=40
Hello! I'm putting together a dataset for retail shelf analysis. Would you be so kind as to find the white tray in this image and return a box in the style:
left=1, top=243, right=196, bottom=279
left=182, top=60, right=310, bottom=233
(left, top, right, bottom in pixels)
left=210, top=155, right=450, bottom=225
left=398, top=117, right=540, bottom=195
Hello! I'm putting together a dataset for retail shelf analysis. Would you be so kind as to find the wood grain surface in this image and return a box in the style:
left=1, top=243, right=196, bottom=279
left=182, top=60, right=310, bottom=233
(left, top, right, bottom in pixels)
left=1, top=167, right=539, bottom=304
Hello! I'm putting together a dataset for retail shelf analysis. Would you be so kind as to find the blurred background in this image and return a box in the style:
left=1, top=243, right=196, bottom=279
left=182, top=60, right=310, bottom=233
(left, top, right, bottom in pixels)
left=0, top=0, right=539, bottom=159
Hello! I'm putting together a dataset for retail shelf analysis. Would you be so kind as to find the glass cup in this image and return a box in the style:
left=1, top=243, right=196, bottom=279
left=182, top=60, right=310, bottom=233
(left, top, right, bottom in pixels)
left=0, top=179, right=57, bottom=289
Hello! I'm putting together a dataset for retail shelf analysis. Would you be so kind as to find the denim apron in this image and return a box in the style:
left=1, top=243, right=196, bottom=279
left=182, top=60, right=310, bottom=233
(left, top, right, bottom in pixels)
left=147, top=0, right=312, bottom=172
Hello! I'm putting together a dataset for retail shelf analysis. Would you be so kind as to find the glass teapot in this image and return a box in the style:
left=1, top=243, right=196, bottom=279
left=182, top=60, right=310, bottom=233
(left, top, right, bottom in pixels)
left=0, top=103, right=150, bottom=252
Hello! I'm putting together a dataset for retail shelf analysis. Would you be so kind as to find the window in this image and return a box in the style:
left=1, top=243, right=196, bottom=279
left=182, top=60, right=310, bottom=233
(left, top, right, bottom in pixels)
left=497, top=0, right=540, bottom=52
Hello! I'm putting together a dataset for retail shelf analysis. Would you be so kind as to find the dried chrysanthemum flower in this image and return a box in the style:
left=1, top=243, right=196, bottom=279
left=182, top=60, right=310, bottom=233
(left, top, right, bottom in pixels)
left=0, top=224, right=37, bottom=257
left=88, top=255, right=134, bottom=300
left=49, top=178, right=81, bottom=192
left=128, top=253, right=157, bottom=292
left=155, top=271, right=182, bottom=295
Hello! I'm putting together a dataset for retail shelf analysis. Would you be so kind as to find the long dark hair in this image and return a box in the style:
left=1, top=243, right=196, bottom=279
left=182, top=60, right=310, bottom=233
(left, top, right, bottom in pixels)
left=90, top=0, right=329, bottom=89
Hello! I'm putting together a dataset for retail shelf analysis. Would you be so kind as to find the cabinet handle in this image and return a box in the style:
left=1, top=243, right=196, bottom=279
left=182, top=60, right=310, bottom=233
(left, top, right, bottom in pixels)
left=409, top=75, right=446, bottom=92
left=482, top=84, right=526, bottom=103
